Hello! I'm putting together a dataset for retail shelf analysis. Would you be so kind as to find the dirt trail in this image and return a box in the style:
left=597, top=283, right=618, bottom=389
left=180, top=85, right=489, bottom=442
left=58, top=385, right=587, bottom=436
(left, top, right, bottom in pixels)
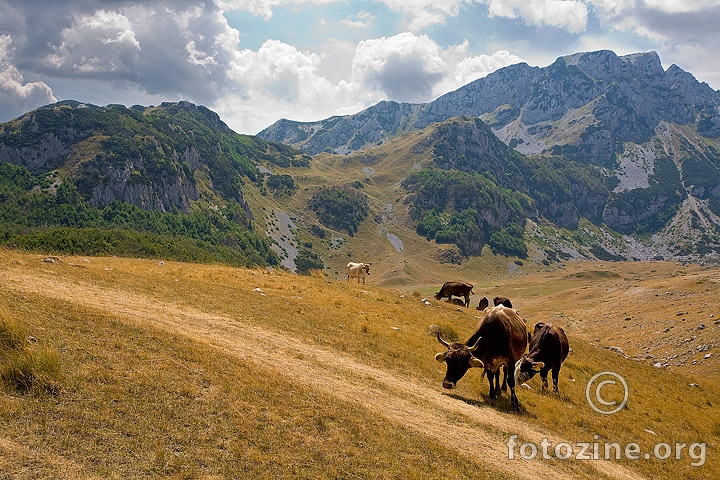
left=1, top=268, right=645, bottom=480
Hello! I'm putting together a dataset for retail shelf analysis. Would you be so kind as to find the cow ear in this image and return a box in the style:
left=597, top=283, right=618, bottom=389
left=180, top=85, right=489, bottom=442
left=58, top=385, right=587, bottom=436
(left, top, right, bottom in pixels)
left=435, top=352, right=447, bottom=363
left=469, top=357, right=484, bottom=368
left=531, top=361, right=545, bottom=371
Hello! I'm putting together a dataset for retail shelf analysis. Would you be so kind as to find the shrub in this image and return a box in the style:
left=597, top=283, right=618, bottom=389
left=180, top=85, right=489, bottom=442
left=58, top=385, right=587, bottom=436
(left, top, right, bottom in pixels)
left=308, top=186, right=369, bottom=235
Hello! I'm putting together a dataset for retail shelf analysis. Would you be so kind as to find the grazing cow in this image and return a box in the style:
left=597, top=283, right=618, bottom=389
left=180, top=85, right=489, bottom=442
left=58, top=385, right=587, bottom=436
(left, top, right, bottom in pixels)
left=434, top=304, right=528, bottom=408
left=476, top=296, right=513, bottom=310
left=476, top=297, right=489, bottom=311
left=347, top=262, right=371, bottom=284
left=493, top=296, right=513, bottom=308
left=434, top=281, right=474, bottom=308
left=514, top=322, right=569, bottom=394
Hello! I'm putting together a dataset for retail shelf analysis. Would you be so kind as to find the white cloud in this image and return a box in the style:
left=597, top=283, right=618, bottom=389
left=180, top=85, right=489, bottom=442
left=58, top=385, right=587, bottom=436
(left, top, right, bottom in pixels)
left=46, top=10, right=141, bottom=74
left=216, top=0, right=340, bottom=20
left=450, top=50, right=525, bottom=86
left=351, top=32, right=447, bottom=102
left=0, top=35, right=57, bottom=120
left=47, top=10, right=140, bottom=74
left=220, top=38, right=363, bottom=132
left=340, top=10, right=376, bottom=28
left=380, top=0, right=466, bottom=31
left=642, top=0, right=720, bottom=13
left=487, top=0, right=588, bottom=33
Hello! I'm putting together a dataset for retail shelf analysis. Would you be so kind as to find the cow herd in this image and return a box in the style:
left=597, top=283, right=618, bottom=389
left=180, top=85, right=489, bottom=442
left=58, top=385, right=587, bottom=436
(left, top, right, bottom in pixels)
left=433, top=282, right=569, bottom=410
left=343, top=266, right=567, bottom=410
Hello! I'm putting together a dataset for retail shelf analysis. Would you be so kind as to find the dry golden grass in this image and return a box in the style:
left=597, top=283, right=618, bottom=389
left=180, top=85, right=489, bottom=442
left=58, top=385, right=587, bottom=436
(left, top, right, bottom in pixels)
left=0, top=249, right=718, bottom=479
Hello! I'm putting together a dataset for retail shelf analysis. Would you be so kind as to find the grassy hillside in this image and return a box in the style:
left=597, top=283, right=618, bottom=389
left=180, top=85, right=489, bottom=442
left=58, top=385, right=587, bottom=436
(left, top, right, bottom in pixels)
left=0, top=249, right=717, bottom=479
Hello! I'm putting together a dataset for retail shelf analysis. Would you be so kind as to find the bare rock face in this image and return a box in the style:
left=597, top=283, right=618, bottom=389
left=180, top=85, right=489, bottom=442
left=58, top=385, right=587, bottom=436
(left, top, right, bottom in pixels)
left=259, top=50, right=719, bottom=167
left=87, top=157, right=199, bottom=213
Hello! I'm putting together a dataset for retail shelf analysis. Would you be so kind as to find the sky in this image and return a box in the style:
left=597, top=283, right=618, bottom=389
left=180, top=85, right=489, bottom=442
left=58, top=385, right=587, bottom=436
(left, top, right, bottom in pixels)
left=1, top=1, right=720, bottom=135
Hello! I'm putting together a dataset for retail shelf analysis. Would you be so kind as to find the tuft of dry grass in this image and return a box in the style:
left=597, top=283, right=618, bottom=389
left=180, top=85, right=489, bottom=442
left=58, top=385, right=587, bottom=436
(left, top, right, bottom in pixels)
left=0, top=309, right=62, bottom=395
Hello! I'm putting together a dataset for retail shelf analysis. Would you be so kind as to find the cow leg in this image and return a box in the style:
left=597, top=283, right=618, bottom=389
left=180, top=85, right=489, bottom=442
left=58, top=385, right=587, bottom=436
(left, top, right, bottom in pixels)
left=464, top=295, right=469, bottom=308
left=539, top=366, right=551, bottom=390
left=552, top=366, right=561, bottom=394
left=487, top=370, right=498, bottom=399
left=506, top=366, right=520, bottom=409
left=500, top=365, right=508, bottom=392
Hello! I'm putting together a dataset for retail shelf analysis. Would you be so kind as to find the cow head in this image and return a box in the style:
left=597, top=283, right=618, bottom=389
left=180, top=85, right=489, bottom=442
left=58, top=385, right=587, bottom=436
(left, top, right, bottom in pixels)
left=363, top=264, right=370, bottom=275
left=514, top=355, right=545, bottom=385
left=435, top=331, right=484, bottom=389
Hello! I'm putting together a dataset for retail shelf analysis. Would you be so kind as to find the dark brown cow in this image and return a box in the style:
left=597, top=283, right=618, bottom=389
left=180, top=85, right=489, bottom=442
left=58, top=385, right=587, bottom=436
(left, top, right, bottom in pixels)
left=476, top=296, right=513, bottom=310
left=514, top=322, right=569, bottom=394
left=435, top=281, right=474, bottom=308
left=476, top=297, right=489, bottom=311
left=434, top=305, right=528, bottom=408
left=493, top=296, right=513, bottom=308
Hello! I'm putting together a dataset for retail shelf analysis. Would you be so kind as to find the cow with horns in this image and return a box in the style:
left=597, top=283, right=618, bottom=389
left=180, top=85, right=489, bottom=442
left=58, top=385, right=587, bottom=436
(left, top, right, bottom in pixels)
left=514, top=322, right=569, bottom=394
left=434, top=304, right=528, bottom=408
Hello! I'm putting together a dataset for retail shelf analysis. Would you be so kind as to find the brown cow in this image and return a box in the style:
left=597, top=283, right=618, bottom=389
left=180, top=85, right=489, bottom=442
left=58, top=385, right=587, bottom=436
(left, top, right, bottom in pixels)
left=514, top=322, right=569, bottom=394
left=435, top=281, right=474, bottom=308
left=434, top=304, right=528, bottom=408
left=493, top=296, right=513, bottom=308
left=477, top=296, right=513, bottom=310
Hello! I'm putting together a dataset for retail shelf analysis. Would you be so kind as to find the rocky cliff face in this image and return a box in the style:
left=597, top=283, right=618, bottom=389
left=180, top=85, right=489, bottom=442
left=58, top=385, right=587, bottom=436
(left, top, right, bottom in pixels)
left=259, top=101, right=421, bottom=156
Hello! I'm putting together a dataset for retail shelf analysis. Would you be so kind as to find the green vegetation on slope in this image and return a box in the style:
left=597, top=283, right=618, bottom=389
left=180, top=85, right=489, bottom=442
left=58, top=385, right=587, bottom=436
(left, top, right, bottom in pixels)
left=403, top=168, right=529, bottom=256
left=308, top=185, right=369, bottom=236
left=0, top=162, right=278, bottom=267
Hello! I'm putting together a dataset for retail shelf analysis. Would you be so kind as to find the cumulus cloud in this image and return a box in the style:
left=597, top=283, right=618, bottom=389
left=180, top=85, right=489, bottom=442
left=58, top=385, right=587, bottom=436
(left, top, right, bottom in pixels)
left=487, top=0, right=588, bottom=33
left=0, top=35, right=57, bottom=121
left=216, top=31, right=527, bottom=133
left=46, top=10, right=141, bottom=74
left=351, top=33, right=447, bottom=103
left=451, top=50, right=525, bottom=86
left=220, top=38, right=362, bottom=132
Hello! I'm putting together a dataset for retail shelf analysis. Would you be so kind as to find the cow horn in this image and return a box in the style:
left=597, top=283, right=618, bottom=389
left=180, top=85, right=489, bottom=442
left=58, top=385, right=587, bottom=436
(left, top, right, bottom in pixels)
left=435, top=330, right=451, bottom=349
left=468, top=336, right=482, bottom=352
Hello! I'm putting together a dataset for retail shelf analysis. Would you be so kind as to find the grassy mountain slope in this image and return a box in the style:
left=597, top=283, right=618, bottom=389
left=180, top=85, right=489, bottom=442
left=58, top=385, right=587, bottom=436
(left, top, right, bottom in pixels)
left=0, top=101, right=313, bottom=267
left=248, top=117, right=614, bottom=285
left=1, top=250, right=717, bottom=478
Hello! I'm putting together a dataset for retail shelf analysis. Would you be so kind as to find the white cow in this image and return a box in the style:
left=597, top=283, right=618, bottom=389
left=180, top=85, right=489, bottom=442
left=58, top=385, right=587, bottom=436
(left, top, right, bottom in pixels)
left=347, top=262, right=371, bottom=284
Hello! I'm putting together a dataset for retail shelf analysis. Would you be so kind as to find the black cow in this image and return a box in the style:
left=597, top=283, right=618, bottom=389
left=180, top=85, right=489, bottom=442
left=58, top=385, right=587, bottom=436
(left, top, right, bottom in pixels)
left=435, top=281, right=474, bottom=307
left=514, top=322, right=569, bottom=394
left=434, top=304, right=528, bottom=408
left=477, top=296, right=513, bottom=310
left=493, top=296, right=513, bottom=308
